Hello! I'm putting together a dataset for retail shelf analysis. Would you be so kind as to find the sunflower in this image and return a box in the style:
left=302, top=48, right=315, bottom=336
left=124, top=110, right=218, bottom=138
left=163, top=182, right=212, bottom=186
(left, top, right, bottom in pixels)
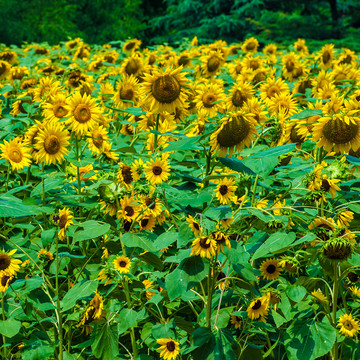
left=34, top=121, right=70, bottom=165
left=259, top=258, right=282, bottom=280
left=117, top=163, right=134, bottom=189
left=259, top=78, right=289, bottom=105
left=119, top=196, right=140, bottom=222
left=0, top=272, right=13, bottom=293
left=37, top=249, right=54, bottom=261
left=78, top=291, right=105, bottom=327
left=113, top=75, right=139, bottom=109
left=190, top=236, right=217, bottom=258
left=141, top=194, right=163, bottom=217
left=33, top=76, right=62, bottom=103
left=226, top=81, right=254, bottom=112
left=318, top=44, right=334, bottom=70
left=0, top=137, right=32, bottom=171
left=143, top=279, right=156, bottom=300
left=87, top=126, right=110, bottom=154
left=311, top=289, right=328, bottom=304
left=231, top=315, right=242, bottom=329
left=336, top=210, right=354, bottom=227
left=263, top=43, right=277, bottom=55
left=186, top=215, right=202, bottom=236
left=131, top=158, right=144, bottom=181
left=247, top=293, right=270, bottom=320
left=139, top=215, right=156, bottom=231
left=56, top=208, right=73, bottom=240
left=145, top=155, right=171, bottom=186
left=320, top=175, right=340, bottom=197
left=210, top=113, right=257, bottom=156
left=65, top=92, right=101, bottom=136
left=337, top=314, right=360, bottom=338
left=10, top=93, right=34, bottom=116
left=268, top=92, right=298, bottom=117
left=113, top=255, right=131, bottom=274
left=313, top=113, right=360, bottom=154
left=195, top=82, right=225, bottom=118
left=123, top=39, right=142, bottom=54
left=200, top=50, right=225, bottom=78
left=140, top=66, right=189, bottom=114
left=0, top=249, right=22, bottom=276
left=243, top=97, right=268, bottom=124
left=211, top=231, right=231, bottom=254
left=156, top=338, right=180, bottom=360
left=322, top=238, right=353, bottom=261
left=0, top=60, right=11, bottom=80
left=121, top=55, right=144, bottom=77
left=349, top=286, right=360, bottom=298
left=241, top=37, right=259, bottom=53
left=215, top=177, right=237, bottom=205
left=279, top=257, right=300, bottom=274
left=42, top=93, right=69, bottom=122
left=308, top=217, right=336, bottom=241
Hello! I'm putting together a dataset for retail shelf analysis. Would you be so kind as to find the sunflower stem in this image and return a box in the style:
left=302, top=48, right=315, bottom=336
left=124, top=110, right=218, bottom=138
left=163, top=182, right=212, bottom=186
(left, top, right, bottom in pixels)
left=251, top=174, right=259, bottom=207
left=41, top=163, right=46, bottom=204
left=153, top=113, right=160, bottom=152
left=5, top=163, right=10, bottom=192
left=206, top=258, right=215, bottom=328
left=55, top=233, right=64, bottom=360
left=1, top=294, right=8, bottom=357
left=203, top=148, right=212, bottom=187
left=331, top=262, right=339, bottom=360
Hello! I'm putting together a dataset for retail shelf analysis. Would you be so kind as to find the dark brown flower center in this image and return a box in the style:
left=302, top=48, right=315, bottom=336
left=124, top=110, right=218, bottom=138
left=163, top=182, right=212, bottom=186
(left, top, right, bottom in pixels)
left=9, top=148, right=22, bottom=163
left=125, top=206, right=134, bottom=217
left=252, top=300, right=262, bottom=310
left=219, top=185, right=228, bottom=195
left=125, top=42, right=136, bottom=51
left=54, top=104, right=68, bottom=118
left=152, top=74, right=181, bottom=104
left=120, top=86, right=134, bottom=101
left=266, top=264, right=276, bottom=274
left=217, top=115, right=250, bottom=148
left=125, top=58, right=140, bottom=75
left=343, top=320, right=354, bottom=330
left=321, top=179, right=331, bottom=192
left=199, top=237, right=211, bottom=249
left=44, top=135, right=60, bottom=155
left=141, top=218, right=149, bottom=227
left=207, top=56, right=221, bottom=73
left=122, top=165, right=133, bottom=184
left=166, top=341, right=176, bottom=351
left=74, top=104, right=91, bottom=123
left=232, top=90, right=247, bottom=107
left=58, top=214, right=68, bottom=229
left=193, top=222, right=200, bottom=230
left=202, top=93, right=217, bottom=108
left=1, top=274, right=10, bottom=287
left=322, top=118, right=358, bottom=144
left=178, top=55, right=190, bottom=67
left=286, top=61, right=295, bottom=72
left=152, top=166, right=163, bottom=175
left=119, top=261, right=127, bottom=267
left=92, top=130, right=104, bottom=149
left=0, top=254, right=11, bottom=270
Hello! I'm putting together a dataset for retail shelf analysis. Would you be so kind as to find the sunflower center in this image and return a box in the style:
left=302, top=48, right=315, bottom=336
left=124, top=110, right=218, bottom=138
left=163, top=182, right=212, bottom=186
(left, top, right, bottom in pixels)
left=166, top=341, right=176, bottom=351
left=125, top=206, right=134, bottom=217
left=0, top=63, right=7, bottom=75
left=343, top=320, right=354, bottom=330
left=322, top=51, right=331, bottom=64
left=267, top=86, right=279, bottom=98
left=246, top=42, right=256, bottom=51
left=199, top=237, right=211, bottom=249
left=152, top=166, right=163, bottom=175
left=249, top=60, right=259, bottom=70
left=322, top=117, right=358, bottom=144
left=141, top=219, right=149, bottom=227
left=266, top=264, right=276, bottom=274
left=217, top=115, right=251, bottom=148
left=202, top=93, right=217, bottom=108
left=152, top=74, right=181, bottom=104
left=290, top=125, right=303, bottom=143
left=286, top=61, right=295, bottom=72
left=9, top=148, right=23, bottom=163
left=44, top=135, right=61, bottom=155
left=232, top=90, right=246, bottom=107
left=252, top=300, right=262, bottom=310
left=0, top=254, right=11, bottom=270
left=235, top=64, right=242, bottom=74
left=1, top=274, right=10, bottom=287
left=125, top=42, right=136, bottom=51
left=120, top=87, right=134, bottom=101
left=54, top=104, right=68, bottom=118
left=58, top=214, right=68, bottom=229
left=219, top=185, right=228, bottom=195
left=125, top=59, right=139, bottom=75
left=321, top=179, right=331, bottom=191
left=92, top=130, right=104, bottom=149
left=74, top=104, right=91, bottom=124
left=193, top=222, right=200, bottom=230
left=145, top=197, right=156, bottom=209
left=178, top=56, right=190, bottom=67
left=122, top=165, right=133, bottom=184
left=207, top=56, right=221, bottom=73
left=119, top=261, right=127, bottom=267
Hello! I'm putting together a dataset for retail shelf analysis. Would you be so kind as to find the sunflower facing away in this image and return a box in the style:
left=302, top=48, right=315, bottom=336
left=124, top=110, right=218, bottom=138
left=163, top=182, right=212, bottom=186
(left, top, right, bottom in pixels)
left=34, top=121, right=70, bottom=165
left=140, top=66, right=189, bottom=113
left=337, top=313, right=360, bottom=338
left=190, top=236, right=217, bottom=259
left=0, top=249, right=22, bottom=276
left=113, top=255, right=131, bottom=274
left=215, top=177, right=237, bottom=205
left=156, top=338, right=180, bottom=360
left=0, top=137, right=32, bottom=171
left=259, top=258, right=282, bottom=281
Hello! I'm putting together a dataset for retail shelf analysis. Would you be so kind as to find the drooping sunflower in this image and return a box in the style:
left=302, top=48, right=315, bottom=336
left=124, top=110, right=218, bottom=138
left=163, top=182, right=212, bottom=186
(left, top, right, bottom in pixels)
left=121, top=55, right=144, bottom=77
left=42, top=93, right=69, bottom=122
left=210, top=231, right=231, bottom=254
left=195, top=82, right=225, bottom=118
left=337, top=313, right=360, bottom=338
left=247, top=293, right=270, bottom=320
left=186, top=215, right=202, bottom=236
left=312, top=113, right=360, bottom=154
left=0, top=249, right=22, bottom=276
left=336, top=210, right=354, bottom=227
left=156, top=338, right=180, bottom=360
left=259, top=258, right=282, bottom=281
left=34, top=121, right=70, bottom=165
left=231, top=315, right=242, bottom=329
left=56, top=208, right=73, bottom=240
left=33, top=76, right=62, bottom=103
left=87, top=126, right=110, bottom=154
left=119, top=196, right=140, bottom=222
left=131, top=158, right=144, bottom=181
left=311, top=289, right=328, bottom=304
left=78, top=291, right=105, bottom=328
left=210, top=113, right=257, bottom=156
left=215, top=177, right=238, bottom=205
left=140, top=66, right=189, bottom=114
left=65, top=92, right=101, bottom=136
left=0, top=272, right=13, bottom=293
left=322, top=238, right=353, bottom=261
left=113, top=255, right=131, bottom=274
left=0, top=137, right=32, bottom=171
left=308, top=217, right=336, bottom=241
left=37, top=249, right=54, bottom=261
left=113, top=75, right=139, bottom=109
left=190, top=236, right=217, bottom=258
left=145, top=155, right=171, bottom=186
left=143, top=279, right=156, bottom=300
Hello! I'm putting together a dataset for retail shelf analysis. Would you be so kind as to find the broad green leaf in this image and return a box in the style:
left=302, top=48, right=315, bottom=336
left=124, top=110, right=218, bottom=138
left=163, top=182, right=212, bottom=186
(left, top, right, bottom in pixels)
left=120, top=232, right=156, bottom=252
left=153, top=231, right=178, bottom=250
left=0, top=319, right=21, bottom=337
left=204, top=206, right=232, bottom=221
left=136, top=252, right=163, bottom=270
left=290, top=109, right=322, bottom=120
left=117, top=308, right=138, bottom=335
left=0, top=196, right=36, bottom=217
left=74, top=220, right=110, bottom=242
left=22, top=342, right=54, bottom=360
left=250, top=144, right=296, bottom=158
left=165, top=256, right=209, bottom=301
left=41, top=229, right=56, bottom=247
left=311, top=319, right=336, bottom=359
left=62, top=280, right=98, bottom=311
left=217, top=157, right=256, bottom=176
left=177, top=223, right=194, bottom=248
left=292, top=232, right=317, bottom=246
left=0, top=85, right=13, bottom=95
left=286, top=285, right=307, bottom=302
left=243, top=155, right=278, bottom=177
left=91, top=322, right=119, bottom=360
left=165, top=135, right=203, bottom=152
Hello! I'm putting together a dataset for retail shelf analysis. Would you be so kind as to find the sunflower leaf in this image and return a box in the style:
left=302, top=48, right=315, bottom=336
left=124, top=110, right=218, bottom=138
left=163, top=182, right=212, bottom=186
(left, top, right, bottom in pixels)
left=217, top=157, right=256, bottom=176
left=61, top=280, right=98, bottom=312
left=290, top=109, right=322, bottom=120
left=120, top=232, right=157, bottom=252
left=91, top=322, right=119, bottom=360
left=0, top=319, right=21, bottom=337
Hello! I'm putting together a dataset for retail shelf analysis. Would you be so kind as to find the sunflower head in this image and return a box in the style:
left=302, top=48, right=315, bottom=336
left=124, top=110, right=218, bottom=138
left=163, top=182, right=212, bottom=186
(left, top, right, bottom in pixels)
left=337, top=313, right=360, bottom=337
left=156, top=338, right=180, bottom=360
left=113, top=255, right=131, bottom=274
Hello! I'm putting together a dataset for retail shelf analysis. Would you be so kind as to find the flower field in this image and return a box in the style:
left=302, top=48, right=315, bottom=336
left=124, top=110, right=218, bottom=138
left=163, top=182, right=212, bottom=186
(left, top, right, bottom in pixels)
left=1, top=37, right=360, bottom=359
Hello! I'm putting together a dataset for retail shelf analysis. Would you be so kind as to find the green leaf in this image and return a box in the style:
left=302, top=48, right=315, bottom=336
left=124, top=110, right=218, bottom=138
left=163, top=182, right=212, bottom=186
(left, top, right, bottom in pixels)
left=117, top=308, right=138, bottom=335
left=0, top=319, right=21, bottom=337
left=0, top=85, right=13, bottom=95
left=290, top=109, right=322, bottom=120
left=91, top=322, right=119, bottom=360
left=22, top=342, right=54, bottom=360
left=62, top=280, right=98, bottom=312
left=243, top=155, right=278, bottom=177
left=165, top=135, right=203, bottom=152
left=120, top=232, right=156, bottom=252
left=177, top=223, right=194, bottom=248
left=74, top=220, right=110, bottom=242
left=136, top=252, right=164, bottom=270
left=217, top=157, right=256, bottom=176
left=0, top=196, right=36, bottom=217
left=311, top=319, right=336, bottom=359
left=41, top=229, right=56, bottom=247
left=286, top=285, right=307, bottom=302
left=249, top=144, right=296, bottom=158
left=153, top=231, right=178, bottom=250
left=165, top=256, right=209, bottom=301
left=204, top=206, right=232, bottom=221
left=292, top=232, right=317, bottom=246
left=252, top=232, right=297, bottom=260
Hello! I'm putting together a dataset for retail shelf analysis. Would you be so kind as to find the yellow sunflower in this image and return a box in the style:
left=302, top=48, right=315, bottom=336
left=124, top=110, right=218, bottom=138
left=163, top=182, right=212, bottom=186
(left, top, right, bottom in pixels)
left=140, top=66, right=189, bottom=114
left=0, top=272, right=13, bottom=293
left=247, top=293, right=270, bottom=320
left=186, top=215, right=202, bottom=236
left=268, top=92, right=298, bottom=117
left=156, top=338, right=180, bottom=360
left=0, top=249, right=22, bottom=276
left=56, top=208, right=73, bottom=240
left=87, top=126, right=110, bottom=154
left=259, top=258, right=282, bottom=280
left=231, top=315, right=242, bottom=329
left=337, top=314, right=360, bottom=338
left=190, top=236, right=217, bottom=258
left=311, top=289, right=328, bottom=304
left=199, top=50, right=225, bottom=78
left=141, top=194, right=163, bottom=217
left=113, top=75, right=139, bottom=109
left=318, top=43, right=334, bottom=70
left=78, top=291, right=105, bottom=327
left=259, top=77, right=289, bottom=105
left=113, top=255, right=131, bottom=274
left=210, top=113, right=257, bottom=156
left=42, top=93, right=69, bottom=122
left=131, top=158, right=144, bottom=181
left=37, top=249, right=54, bottom=261
left=65, top=92, right=101, bottom=136
left=241, top=37, right=259, bottom=53
left=210, top=231, right=231, bottom=254
left=195, top=82, right=225, bottom=118
left=312, top=113, right=360, bottom=154
left=226, top=80, right=254, bottom=112
left=119, top=196, right=140, bottom=222
left=145, top=155, right=171, bottom=186
left=123, top=39, right=142, bottom=54
left=336, top=210, right=354, bottom=227
left=117, top=162, right=134, bottom=189
left=139, top=215, right=156, bottom=231
left=0, top=137, right=32, bottom=171
left=0, top=60, right=11, bottom=80
left=34, top=121, right=70, bottom=165
left=215, top=177, right=237, bottom=205
left=33, top=76, right=62, bottom=103
left=121, top=54, right=144, bottom=77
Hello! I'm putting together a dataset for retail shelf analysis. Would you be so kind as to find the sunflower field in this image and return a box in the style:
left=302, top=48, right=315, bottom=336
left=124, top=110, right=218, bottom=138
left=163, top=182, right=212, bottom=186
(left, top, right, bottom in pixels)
left=1, top=36, right=360, bottom=360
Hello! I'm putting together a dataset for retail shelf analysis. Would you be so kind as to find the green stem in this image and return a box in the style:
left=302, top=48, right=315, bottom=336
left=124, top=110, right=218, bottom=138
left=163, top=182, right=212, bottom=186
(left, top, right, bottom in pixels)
left=55, top=234, right=63, bottom=360
left=153, top=113, right=160, bottom=152
left=1, top=294, right=7, bottom=357
left=41, top=163, right=46, bottom=204
left=250, top=174, right=259, bottom=207
left=206, top=260, right=214, bottom=328
left=5, top=163, right=10, bottom=192
left=331, top=262, right=339, bottom=360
